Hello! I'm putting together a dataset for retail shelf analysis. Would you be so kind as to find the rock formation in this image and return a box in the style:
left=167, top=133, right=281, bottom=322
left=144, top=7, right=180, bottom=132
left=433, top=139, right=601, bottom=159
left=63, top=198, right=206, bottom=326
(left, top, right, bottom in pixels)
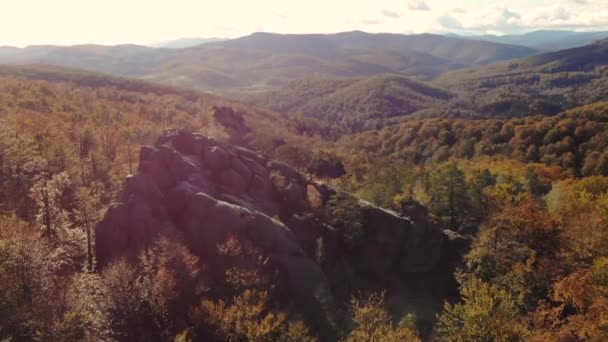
left=96, top=130, right=463, bottom=334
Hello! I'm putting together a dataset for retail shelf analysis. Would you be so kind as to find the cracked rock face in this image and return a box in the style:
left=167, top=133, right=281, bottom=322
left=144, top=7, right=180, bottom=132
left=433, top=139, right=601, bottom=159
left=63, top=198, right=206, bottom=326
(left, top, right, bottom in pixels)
left=95, top=130, right=456, bottom=327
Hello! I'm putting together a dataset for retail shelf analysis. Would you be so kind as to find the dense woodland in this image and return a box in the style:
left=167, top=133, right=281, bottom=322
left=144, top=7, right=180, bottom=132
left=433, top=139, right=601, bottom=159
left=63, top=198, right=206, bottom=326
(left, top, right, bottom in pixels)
left=251, top=75, right=454, bottom=137
left=336, top=101, right=608, bottom=178
left=1, top=32, right=608, bottom=342
left=0, top=69, right=423, bottom=341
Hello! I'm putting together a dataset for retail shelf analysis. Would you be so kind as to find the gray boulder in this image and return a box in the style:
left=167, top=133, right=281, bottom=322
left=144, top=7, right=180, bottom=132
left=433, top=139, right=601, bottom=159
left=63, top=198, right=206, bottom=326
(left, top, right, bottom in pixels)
left=203, top=146, right=230, bottom=171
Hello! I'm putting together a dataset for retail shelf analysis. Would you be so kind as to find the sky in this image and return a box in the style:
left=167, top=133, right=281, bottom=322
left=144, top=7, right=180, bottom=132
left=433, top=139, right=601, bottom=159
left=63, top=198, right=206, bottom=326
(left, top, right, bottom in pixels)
left=2, top=0, right=608, bottom=46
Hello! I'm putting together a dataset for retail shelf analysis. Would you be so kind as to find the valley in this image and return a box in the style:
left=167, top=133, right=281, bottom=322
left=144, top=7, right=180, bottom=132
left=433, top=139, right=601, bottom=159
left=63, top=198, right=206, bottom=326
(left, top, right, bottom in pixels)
left=2, top=27, right=608, bottom=341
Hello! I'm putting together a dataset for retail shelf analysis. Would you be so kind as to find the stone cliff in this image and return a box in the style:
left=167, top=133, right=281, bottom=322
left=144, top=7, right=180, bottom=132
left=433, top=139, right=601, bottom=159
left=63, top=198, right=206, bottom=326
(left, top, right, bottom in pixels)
left=95, top=130, right=463, bottom=335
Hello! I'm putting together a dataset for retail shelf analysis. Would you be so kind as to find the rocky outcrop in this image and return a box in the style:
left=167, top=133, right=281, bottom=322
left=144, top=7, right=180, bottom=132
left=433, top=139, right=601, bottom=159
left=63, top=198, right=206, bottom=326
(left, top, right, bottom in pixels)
left=96, top=130, right=460, bottom=332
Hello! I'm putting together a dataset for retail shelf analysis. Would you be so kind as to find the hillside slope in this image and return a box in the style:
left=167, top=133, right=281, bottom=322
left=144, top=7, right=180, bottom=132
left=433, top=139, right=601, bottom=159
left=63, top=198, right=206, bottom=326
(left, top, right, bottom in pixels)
left=252, top=75, right=453, bottom=136
left=433, top=39, right=608, bottom=118
left=333, top=100, right=608, bottom=177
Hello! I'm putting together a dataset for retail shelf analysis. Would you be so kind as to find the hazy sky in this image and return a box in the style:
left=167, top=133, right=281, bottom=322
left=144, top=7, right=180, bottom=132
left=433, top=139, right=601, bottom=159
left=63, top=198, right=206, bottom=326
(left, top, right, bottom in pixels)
left=2, top=0, right=608, bottom=46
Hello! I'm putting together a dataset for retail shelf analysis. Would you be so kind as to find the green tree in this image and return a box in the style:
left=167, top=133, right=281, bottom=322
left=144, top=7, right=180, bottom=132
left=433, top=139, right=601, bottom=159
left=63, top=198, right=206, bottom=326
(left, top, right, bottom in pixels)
left=428, top=162, right=470, bottom=229
left=307, top=152, right=346, bottom=179
left=467, top=169, right=496, bottom=219
left=325, top=192, right=364, bottom=249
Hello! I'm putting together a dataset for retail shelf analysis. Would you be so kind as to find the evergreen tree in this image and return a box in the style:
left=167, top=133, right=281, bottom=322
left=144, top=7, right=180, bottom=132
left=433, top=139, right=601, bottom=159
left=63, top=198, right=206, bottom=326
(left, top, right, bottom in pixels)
left=428, top=162, right=470, bottom=229
left=467, top=169, right=496, bottom=219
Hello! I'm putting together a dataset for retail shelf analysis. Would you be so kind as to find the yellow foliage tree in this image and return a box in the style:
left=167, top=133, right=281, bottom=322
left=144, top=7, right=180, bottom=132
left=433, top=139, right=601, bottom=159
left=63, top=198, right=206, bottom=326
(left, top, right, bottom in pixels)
left=436, top=278, right=524, bottom=342
left=343, top=293, right=421, bottom=342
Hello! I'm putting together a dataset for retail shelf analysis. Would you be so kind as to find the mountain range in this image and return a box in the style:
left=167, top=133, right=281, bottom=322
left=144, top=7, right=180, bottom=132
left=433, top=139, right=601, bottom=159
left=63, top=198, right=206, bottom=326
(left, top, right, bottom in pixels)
left=0, top=31, right=538, bottom=95
left=150, top=37, right=227, bottom=48
left=244, top=36, right=608, bottom=139
left=2, top=30, right=608, bottom=126
left=459, top=30, right=608, bottom=51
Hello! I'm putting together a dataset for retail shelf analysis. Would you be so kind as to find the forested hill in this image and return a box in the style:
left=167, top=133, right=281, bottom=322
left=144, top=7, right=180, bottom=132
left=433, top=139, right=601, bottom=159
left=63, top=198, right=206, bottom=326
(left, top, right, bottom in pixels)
left=333, top=101, right=608, bottom=179
left=0, top=64, right=299, bottom=138
left=0, top=64, right=209, bottom=98
left=247, top=39, right=608, bottom=139
left=0, top=31, right=538, bottom=95
left=432, top=38, right=608, bottom=118
left=251, top=75, right=453, bottom=137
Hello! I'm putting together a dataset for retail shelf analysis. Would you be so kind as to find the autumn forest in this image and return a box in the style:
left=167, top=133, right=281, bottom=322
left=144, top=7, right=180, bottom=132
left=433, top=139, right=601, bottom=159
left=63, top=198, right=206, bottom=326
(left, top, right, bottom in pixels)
left=2, top=27, right=608, bottom=342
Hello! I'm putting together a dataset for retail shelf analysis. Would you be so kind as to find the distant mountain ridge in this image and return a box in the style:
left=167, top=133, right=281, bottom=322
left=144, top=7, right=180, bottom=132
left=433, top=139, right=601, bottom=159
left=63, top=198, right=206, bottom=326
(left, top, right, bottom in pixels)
left=438, top=38, right=608, bottom=88
left=0, top=31, right=539, bottom=95
left=219, top=31, right=537, bottom=66
left=151, top=37, right=227, bottom=48
left=458, top=30, right=608, bottom=51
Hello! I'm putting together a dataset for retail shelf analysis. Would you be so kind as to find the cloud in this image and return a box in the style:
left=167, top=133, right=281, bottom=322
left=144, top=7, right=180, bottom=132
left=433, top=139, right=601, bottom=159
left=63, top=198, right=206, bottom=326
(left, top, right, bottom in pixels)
left=438, top=15, right=462, bottom=30
left=359, top=19, right=385, bottom=25
left=6, top=0, right=608, bottom=46
left=514, top=0, right=608, bottom=31
left=438, top=5, right=524, bottom=33
left=275, top=13, right=288, bottom=19
left=521, top=2, right=608, bottom=29
left=475, top=6, right=522, bottom=31
left=436, top=1, right=608, bottom=34
left=406, top=1, right=430, bottom=11
left=381, top=10, right=400, bottom=19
